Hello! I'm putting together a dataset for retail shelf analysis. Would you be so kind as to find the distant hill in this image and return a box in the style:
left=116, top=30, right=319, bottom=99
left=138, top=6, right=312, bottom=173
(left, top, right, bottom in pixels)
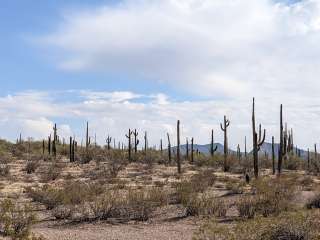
left=172, top=143, right=230, bottom=155
left=171, top=142, right=308, bottom=159
left=253, top=142, right=308, bottom=159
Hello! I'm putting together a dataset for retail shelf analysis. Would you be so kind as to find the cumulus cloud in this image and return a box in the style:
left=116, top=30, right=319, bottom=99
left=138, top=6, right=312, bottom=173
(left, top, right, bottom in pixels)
left=0, top=90, right=320, bottom=150
left=40, top=0, right=320, bottom=100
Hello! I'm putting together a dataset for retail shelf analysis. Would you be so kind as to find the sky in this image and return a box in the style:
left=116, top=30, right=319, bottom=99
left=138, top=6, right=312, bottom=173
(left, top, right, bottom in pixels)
left=1, top=0, right=320, bottom=150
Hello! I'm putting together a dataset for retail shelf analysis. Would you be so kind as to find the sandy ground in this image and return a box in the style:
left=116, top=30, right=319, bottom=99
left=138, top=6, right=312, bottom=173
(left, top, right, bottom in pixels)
left=0, top=159, right=318, bottom=240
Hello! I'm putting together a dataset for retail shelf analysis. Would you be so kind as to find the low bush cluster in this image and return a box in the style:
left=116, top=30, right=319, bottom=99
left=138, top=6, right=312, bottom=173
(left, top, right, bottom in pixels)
left=236, top=176, right=295, bottom=219
left=194, top=211, right=320, bottom=240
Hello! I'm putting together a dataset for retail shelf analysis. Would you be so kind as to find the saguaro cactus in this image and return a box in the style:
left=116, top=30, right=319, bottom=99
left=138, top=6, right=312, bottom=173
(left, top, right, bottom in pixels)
left=167, top=133, right=171, bottom=163
left=252, top=98, right=266, bottom=179
left=237, top=144, right=241, bottom=163
left=191, top=137, right=194, bottom=163
left=52, top=124, right=57, bottom=158
left=210, top=130, right=218, bottom=158
left=278, top=104, right=284, bottom=175
left=125, top=129, right=133, bottom=162
left=144, top=131, right=148, bottom=155
left=177, top=120, right=181, bottom=174
left=160, top=139, right=163, bottom=154
left=86, top=122, right=90, bottom=150
left=220, top=115, right=230, bottom=172
left=106, top=135, right=112, bottom=150
left=69, top=137, right=73, bottom=162
left=308, top=148, right=310, bottom=170
left=244, top=136, right=247, bottom=161
left=186, top=138, right=189, bottom=160
left=133, top=130, right=139, bottom=153
left=48, top=135, right=51, bottom=155
left=272, top=136, right=275, bottom=175
left=42, top=140, right=45, bottom=156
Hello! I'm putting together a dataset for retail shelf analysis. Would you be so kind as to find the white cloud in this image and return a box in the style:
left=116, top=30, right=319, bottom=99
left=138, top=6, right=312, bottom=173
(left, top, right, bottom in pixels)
left=1, top=90, right=320, bottom=150
left=40, top=0, right=320, bottom=100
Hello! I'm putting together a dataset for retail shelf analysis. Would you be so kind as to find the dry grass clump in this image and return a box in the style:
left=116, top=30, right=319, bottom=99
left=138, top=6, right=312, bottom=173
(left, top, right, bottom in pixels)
left=26, top=181, right=105, bottom=210
left=174, top=170, right=226, bottom=217
left=306, top=193, right=320, bottom=209
left=193, top=210, right=320, bottom=240
left=40, top=163, right=61, bottom=182
left=184, top=193, right=227, bottom=217
left=223, top=177, right=246, bottom=195
left=0, top=163, right=10, bottom=177
left=25, top=160, right=39, bottom=174
left=27, top=181, right=168, bottom=222
left=0, top=199, right=38, bottom=240
left=237, top=176, right=296, bottom=219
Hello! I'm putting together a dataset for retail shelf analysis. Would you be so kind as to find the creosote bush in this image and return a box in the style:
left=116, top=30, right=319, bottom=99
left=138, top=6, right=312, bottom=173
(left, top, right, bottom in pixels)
left=306, top=193, right=320, bottom=209
left=237, top=176, right=296, bottom=219
left=0, top=199, right=37, bottom=240
left=193, top=210, right=320, bottom=240
left=27, top=181, right=168, bottom=222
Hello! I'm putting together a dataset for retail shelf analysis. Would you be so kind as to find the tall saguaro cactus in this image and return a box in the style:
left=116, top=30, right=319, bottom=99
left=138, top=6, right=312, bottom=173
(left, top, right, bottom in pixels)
left=237, top=144, right=241, bottom=163
left=210, top=130, right=218, bottom=158
left=177, top=120, right=181, bottom=174
left=244, top=136, right=247, bottom=161
left=106, top=135, right=112, bottom=150
left=186, top=138, right=189, bottom=160
left=167, top=133, right=171, bottom=163
left=133, top=130, right=139, bottom=153
left=48, top=134, right=51, bottom=155
left=220, top=115, right=230, bottom=172
left=144, top=131, right=148, bottom=154
left=191, top=137, right=194, bottom=164
left=52, top=124, right=57, bottom=158
left=272, top=136, right=275, bottom=175
left=307, top=148, right=310, bottom=170
left=126, top=129, right=133, bottom=162
left=252, top=98, right=266, bottom=178
left=85, top=121, right=91, bottom=150
left=278, top=104, right=284, bottom=175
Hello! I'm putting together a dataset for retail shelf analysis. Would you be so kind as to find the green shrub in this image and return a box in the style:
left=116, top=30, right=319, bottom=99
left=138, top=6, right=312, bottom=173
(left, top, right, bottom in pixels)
left=0, top=199, right=36, bottom=239
left=237, top=177, right=295, bottom=219
left=306, top=193, right=320, bottom=209
left=193, top=211, right=320, bottom=240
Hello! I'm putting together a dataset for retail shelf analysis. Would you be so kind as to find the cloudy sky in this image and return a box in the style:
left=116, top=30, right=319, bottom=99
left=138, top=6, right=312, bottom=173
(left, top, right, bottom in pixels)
left=1, top=0, right=319, bottom=149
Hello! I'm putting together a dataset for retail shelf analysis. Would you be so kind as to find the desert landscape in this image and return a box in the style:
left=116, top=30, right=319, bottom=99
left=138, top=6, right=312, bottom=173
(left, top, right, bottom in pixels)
left=2, top=0, right=320, bottom=239
left=0, top=100, right=320, bottom=239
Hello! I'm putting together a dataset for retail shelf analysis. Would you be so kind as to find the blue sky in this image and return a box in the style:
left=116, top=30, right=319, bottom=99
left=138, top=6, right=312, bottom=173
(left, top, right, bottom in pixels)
left=1, top=0, right=320, bottom=149
left=0, top=0, right=299, bottom=97
left=0, top=0, right=183, bottom=99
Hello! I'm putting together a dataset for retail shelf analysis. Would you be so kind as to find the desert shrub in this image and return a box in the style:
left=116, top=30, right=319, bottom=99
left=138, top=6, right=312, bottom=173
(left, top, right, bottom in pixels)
left=284, top=155, right=303, bottom=170
left=0, top=163, right=10, bottom=177
left=237, top=176, right=295, bottom=218
left=224, top=177, right=246, bottom=194
left=0, top=199, right=36, bottom=240
left=26, top=185, right=62, bottom=210
left=184, top=193, right=227, bottom=217
left=25, top=161, right=38, bottom=174
left=89, top=191, right=120, bottom=220
left=51, top=205, right=73, bottom=220
left=193, top=211, right=320, bottom=240
left=306, top=193, right=320, bottom=209
left=40, top=163, right=61, bottom=182
left=27, top=181, right=105, bottom=210
left=90, top=187, right=167, bottom=222
left=79, top=149, right=95, bottom=164
left=174, top=170, right=216, bottom=206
